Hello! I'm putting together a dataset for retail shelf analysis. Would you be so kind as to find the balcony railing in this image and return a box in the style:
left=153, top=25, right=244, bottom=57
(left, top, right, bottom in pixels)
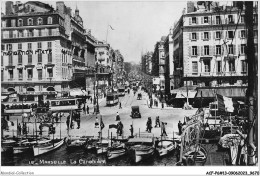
left=2, top=31, right=67, bottom=39
left=185, top=71, right=247, bottom=77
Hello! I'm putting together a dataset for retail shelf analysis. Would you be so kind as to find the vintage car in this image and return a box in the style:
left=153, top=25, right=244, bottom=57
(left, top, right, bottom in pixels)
left=131, top=106, right=141, bottom=118
left=137, top=93, right=142, bottom=100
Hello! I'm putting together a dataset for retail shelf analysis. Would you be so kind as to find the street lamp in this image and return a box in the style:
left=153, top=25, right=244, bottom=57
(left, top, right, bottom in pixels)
left=94, top=62, right=100, bottom=114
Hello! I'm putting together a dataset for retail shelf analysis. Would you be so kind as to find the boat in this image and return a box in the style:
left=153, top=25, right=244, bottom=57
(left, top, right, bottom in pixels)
left=1, top=139, right=16, bottom=154
left=65, top=137, right=87, bottom=151
left=182, top=145, right=207, bottom=166
left=33, top=138, right=64, bottom=157
left=127, top=137, right=155, bottom=163
left=156, top=140, right=176, bottom=157
left=84, top=137, right=99, bottom=150
left=107, top=139, right=128, bottom=160
left=13, top=138, right=51, bottom=155
left=96, top=139, right=109, bottom=154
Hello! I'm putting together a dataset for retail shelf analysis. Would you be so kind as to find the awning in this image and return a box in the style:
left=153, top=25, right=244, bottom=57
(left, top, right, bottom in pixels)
left=175, top=91, right=197, bottom=99
left=196, top=87, right=247, bottom=98
left=69, top=89, right=87, bottom=96
left=1, top=95, right=8, bottom=101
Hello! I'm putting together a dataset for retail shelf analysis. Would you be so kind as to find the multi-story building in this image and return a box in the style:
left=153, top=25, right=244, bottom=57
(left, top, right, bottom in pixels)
left=113, top=49, right=124, bottom=87
left=141, top=51, right=152, bottom=75
left=172, top=1, right=258, bottom=106
left=1, top=1, right=72, bottom=102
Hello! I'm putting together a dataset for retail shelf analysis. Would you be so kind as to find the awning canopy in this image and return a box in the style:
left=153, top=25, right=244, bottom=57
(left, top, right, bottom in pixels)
left=196, top=87, right=247, bottom=98
left=69, top=89, right=88, bottom=96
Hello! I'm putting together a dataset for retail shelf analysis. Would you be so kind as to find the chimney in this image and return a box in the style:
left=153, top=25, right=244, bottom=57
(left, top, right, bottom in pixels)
left=56, top=1, right=65, bottom=15
left=5, top=1, right=14, bottom=15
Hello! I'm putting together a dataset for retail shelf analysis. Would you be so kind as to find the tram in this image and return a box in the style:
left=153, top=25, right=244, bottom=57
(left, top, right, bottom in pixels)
left=47, top=97, right=80, bottom=112
left=106, top=93, right=119, bottom=106
left=118, top=87, right=125, bottom=96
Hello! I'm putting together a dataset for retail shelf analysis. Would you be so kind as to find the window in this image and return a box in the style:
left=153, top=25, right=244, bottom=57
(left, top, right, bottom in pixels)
left=241, top=15, right=245, bottom=23
left=48, top=54, right=52, bottom=63
left=9, top=30, right=13, bottom=38
left=18, top=30, right=23, bottom=37
left=216, top=31, right=221, bottom=39
left=229, top=79, right=235, bottom=85
left=216, top=45, right=221, bottom=55
left=217, top=79, right=222, bottom=85
left=28, top=29, right=33, bottom=37
left=204, top=17, right=208, bottom=23
left=255, top=44, right=258, bottom=54
left=47, top=17, right=53, bottom=24
left=18, top=55, right=22, bottom=64
left=217, top=61, right=222, bottom=73
left=11, top=19, right=16, bottom=27
left=241, top=44, right=246, bottom=55
left=28, top=55, right=32, bottom=64
left=241, top=30, right=246, bottom=38
left=204, top=60, right=210, bottom=73
left=192, top=61, right=198, bottom=74
left=216, top=16, right=221, bottom=24
left=47, top=68, right=53, bottom=77
left=38, top=29, right=42, bottom=36
left=8, top=69, right=13, bottom=79
left=37, top=42, right=42, bottom=49
left=171, top=86, right=173, bottom=90
left=47, top=42, right=52, bottom=48
left=204, top=46, right=209, bottom=55
left=48, top=29, right=52, bottom=36
left=228, top=15, right=234, bottom=23
left=38, top=69, right=42, bottom=80
left=18, top=69, right=23, bottom=79
left=1, top=70, right=3, bottom=81
left=241, top=60, right=247, bottom=73
left=38, top=54, right=42, bottom=63
left=228, top=45, right=234, bottom=54
left=18, top=43, right=22, bottom=50
left=192, top=33, right=196, bottom=40
left=27, top=69, right=33, bottom=79
left=28, top=18, right=33, bottom=25
left=1, top=56, right=3, bottom=66
left=18, top=19, right=23, bottom=27
left=205, top=81, right=210, bottom=87
left=192, top=46, right=197, bottom=56
left=37, top=18, right=43, bottom=25
left=228, top=31, right=234, bottom=39
left=193, top=81, right=197, bottom=85
left=2, top=20, right=6, bottom=28
left=253, top=14, right=258, bottom=24
left=254, top=30, right=258, bottom=38
left=8, top=55, right=13, bottom=65
left=204, top=32, right=209, bottom=40
left=229, top=60, right=235, bottom=72
left=192, top=17, right=197, bottom=24
left=7, top=44, right=12, bottom=51
left=28, top=43, right=32, bottom=50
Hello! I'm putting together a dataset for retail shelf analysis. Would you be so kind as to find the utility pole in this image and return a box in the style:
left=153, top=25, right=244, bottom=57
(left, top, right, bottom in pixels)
left=245, top=1, right=256, bottom=165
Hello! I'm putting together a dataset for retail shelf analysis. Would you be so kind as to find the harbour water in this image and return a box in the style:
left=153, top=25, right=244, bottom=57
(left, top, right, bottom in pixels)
left=1, top=145, right=179, bottom=166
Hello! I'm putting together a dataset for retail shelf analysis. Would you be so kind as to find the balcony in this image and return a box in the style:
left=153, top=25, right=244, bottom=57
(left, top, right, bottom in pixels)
left=2, top=31, right=68, bottom=40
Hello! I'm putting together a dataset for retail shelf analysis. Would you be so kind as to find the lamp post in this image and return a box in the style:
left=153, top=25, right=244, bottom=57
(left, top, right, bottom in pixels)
left=95, top=62, right=100, bottom=114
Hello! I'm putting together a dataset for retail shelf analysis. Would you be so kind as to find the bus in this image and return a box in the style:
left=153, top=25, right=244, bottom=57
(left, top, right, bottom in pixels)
left=118, top=87, right=125, bottom=96
left=106, top=93, right=119, bottom=106
left=47, top=97, right=80, bottom=112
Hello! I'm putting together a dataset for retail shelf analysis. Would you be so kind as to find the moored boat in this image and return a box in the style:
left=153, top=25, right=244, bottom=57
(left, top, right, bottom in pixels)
left=182, top=145, right=207, bottom=166
left=96, top=139, right=109, bottom=154
left=65, top=137, right=87, bottom=151
left=33, top=138, right=64, bottom=157
left=107, top=139, right=128, bottom=160
left=1, top=139, right=17, bottom=154
left=156, top=140, right=176, bottom=157
left=127, top=137, right=155, bottom=163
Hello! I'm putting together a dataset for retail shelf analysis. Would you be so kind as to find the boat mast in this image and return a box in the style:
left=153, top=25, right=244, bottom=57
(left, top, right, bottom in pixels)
left=245, top=1, right=257, bottom=165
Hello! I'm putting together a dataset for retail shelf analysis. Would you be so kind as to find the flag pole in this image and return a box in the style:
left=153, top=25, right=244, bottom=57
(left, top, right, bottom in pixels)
left=106, top=24, right=109, bottom=43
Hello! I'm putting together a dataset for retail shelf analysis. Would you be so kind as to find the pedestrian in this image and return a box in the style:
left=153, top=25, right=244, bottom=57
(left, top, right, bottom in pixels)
left=22, top=123, right=27, bottom=135
left=146, top=117, right=152, bottom=133
left=161, top=122, right=167, bottom=136
left=128, top=89, right=130, bottom=94
left=119, top=102, right=122, bottom=109
left=129, top=125, right=133, bottom=137
left=83, top=103, right=86, bottom=114
left=86, top=105, right=89, bottom=114
left=95, top=117, right=99, bottom=128
left=76, top=112, right=81, bottom=129
left=90, top=97, right=92, bottom=104
left=116, top=112, right=120, bottom=121
left=117, top=121, right=123, bottom=136
left=17, top=123, right=22, bottom=136
left=161, top=102, right=164, bottom=109
left=178, top=121, right=182, bottom=135
left=154, top=116, right=160, bottom=128
left=70, top=114, right=74, bottom=129
left=66, top=115, right=70, bottom=130
left=39, top=123, right=43, bottom=135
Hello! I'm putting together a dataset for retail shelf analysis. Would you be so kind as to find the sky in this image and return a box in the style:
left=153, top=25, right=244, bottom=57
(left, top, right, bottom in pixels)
left=2, top=0, right=188, bottom=63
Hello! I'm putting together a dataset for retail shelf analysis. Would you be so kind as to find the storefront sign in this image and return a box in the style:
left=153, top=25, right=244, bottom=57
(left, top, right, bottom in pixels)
left=2, top=49, right=52, bottom=56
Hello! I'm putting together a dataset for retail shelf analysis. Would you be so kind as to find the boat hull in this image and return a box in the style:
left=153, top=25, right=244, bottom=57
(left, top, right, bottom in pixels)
left=134, top=148, right=154, bottom=163
left=96, top=147, right=108, bottom=154
left=33, top=139, right=64, bottom=157
left=13, top=146, right=31, bottom=154
left=107, top=148, right=126, bottom=160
